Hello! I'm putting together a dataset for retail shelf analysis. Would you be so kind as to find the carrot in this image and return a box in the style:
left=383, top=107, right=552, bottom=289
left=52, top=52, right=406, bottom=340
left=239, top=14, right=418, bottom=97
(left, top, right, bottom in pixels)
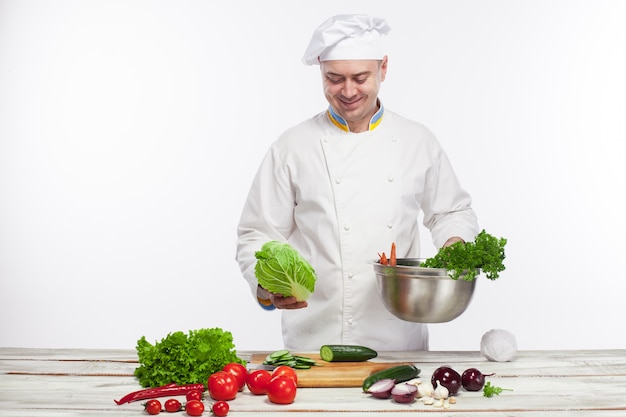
left=379, top=252, right=388, bottom=265
left=390, top=243, right=397, bottom=266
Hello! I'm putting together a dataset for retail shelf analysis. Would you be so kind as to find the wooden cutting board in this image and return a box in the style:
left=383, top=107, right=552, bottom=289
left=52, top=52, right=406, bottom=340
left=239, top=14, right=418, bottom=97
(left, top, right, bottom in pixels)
left=249, top=353, right=413, bottom=388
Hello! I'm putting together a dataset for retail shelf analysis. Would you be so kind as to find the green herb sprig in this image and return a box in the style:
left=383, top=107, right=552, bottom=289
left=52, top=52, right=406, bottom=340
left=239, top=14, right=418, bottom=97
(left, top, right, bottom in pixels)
left=483, top=381, right=513, bottom=397
left=421, top=230, right=507, bottom=281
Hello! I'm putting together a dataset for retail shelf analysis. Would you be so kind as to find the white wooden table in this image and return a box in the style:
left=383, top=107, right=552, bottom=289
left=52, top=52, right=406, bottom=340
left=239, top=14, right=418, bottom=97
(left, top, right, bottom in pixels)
left=1, top=348, right=625, bottom=416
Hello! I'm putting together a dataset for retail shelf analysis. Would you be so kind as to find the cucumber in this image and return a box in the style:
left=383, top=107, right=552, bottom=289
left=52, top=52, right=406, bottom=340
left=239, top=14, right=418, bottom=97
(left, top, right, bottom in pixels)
left=319, top=345, right=378, bottom=362
left=362, top=364, right=421, bottom=392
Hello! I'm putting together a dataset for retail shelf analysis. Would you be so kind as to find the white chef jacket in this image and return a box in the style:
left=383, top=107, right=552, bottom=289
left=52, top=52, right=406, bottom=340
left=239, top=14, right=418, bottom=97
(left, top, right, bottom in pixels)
left=236, top=105, right=479, bottom=352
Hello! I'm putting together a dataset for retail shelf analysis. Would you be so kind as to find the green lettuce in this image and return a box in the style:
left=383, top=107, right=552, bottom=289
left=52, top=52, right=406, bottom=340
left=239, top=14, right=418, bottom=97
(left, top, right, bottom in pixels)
left=134, top=328, right=244, bottom=387
left=254, top=241, right=317, bottom=301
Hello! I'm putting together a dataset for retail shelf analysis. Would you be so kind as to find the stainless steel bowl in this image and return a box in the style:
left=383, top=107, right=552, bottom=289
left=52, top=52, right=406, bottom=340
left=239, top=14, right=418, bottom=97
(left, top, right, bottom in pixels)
left=372, top=258, right=477, bottom=323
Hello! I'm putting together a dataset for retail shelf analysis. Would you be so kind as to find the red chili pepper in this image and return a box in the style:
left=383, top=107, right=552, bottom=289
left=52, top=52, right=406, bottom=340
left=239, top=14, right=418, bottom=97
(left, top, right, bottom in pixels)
left=114, top=383, right=206, bottom=405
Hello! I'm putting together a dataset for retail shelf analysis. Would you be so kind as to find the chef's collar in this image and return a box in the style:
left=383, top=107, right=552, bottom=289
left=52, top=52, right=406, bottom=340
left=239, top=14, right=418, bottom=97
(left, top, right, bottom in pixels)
left=327, top=102, right=384, bottom=132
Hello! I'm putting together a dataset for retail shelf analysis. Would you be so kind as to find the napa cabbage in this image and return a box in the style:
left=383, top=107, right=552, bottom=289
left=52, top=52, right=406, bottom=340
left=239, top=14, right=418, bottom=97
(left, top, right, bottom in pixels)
left=254, top=241, right=317, bottom=302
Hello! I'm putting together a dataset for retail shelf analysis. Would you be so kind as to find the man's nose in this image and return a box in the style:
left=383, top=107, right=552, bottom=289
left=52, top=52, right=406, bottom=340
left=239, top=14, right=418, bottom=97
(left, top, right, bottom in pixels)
left=342, top=80, right=358, bottom=98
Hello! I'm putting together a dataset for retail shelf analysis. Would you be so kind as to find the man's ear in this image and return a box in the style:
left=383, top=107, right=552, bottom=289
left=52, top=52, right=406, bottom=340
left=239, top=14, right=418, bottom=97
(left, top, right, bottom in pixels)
left=380, top=55, right=388, bottom=81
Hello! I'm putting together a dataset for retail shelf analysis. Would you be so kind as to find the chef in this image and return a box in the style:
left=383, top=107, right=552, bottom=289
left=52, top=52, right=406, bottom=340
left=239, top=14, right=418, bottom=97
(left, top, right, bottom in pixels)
left=236, top=14, right=479, bottom=352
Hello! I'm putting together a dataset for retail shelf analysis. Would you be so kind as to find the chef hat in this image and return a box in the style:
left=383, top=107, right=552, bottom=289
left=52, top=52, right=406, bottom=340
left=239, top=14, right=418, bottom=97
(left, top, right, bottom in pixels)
left=301, top=14, right=391, bottom=65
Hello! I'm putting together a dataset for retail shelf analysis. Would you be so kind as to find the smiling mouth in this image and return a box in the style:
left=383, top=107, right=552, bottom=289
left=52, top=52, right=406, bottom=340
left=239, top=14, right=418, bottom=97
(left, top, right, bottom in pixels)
left=339, top=96, right=362, bottom=107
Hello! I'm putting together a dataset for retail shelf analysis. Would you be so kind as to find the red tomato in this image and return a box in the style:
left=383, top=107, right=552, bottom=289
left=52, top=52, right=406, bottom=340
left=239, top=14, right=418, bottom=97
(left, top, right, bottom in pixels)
left=223, top=362, right=247, bottom=391
left=208, top=371, right=238, bottom=401
left=144, top=399, right=162, bottom=415
left=272, top=365, right=298, bottom=385
left=211, top=400, right=229, bottom=417
left=186, top=389, right=203, bottom=402
left=246, top=369, right=272, bottom=395
left=185, top=399, right=204, bottom=416
left=267, top=375, right=297, bottom=405
left=164, top=398, right=181, bottom=412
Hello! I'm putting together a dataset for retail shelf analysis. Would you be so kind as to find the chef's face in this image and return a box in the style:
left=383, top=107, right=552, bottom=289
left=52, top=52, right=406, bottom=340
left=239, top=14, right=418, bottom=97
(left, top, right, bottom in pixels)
left=321, top=57, right=388, bottom=133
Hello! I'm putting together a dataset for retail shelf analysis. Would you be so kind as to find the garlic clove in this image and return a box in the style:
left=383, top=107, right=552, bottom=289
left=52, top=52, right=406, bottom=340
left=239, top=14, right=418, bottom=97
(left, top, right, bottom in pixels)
left=420, top=396, right=434, bottom=405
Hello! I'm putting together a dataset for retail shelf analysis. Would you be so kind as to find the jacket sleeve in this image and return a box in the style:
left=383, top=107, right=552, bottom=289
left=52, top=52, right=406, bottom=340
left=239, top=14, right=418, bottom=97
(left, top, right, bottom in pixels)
left=235, top=143, right=296, bottom=303
left=421, top=145, right=480, bottom=248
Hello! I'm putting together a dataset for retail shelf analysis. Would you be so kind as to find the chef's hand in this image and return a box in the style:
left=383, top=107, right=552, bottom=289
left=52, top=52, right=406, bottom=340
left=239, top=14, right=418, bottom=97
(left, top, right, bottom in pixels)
left=443, top=236, right=465, bottom=247
left=257, top=284, right=308, bottom=310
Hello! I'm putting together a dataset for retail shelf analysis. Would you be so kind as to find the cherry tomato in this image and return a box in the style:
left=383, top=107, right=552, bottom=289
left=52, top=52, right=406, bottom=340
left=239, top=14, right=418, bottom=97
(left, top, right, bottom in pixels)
left=185, top=399, right=204, bottom=416
left=211, top=400, right=229, bottom=417
left=164, top=398, right=181, bottom=412
left=223, top=362, right=247, bottom=391
left=208, top=371, right=238, bottom=401
left=144, top=399, right=162, bottom=415
left=267, top=375, right=297, bottom=405
left=246, top=369, right=272, bottom=395
left=186, top=389, right=203, bottom=402
left=272, top=365, right=298, bottom=385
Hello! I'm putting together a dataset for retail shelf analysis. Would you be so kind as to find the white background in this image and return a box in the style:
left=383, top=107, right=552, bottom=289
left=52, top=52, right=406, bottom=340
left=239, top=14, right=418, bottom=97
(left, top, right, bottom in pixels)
left=1, top=0, right=625, bottom=352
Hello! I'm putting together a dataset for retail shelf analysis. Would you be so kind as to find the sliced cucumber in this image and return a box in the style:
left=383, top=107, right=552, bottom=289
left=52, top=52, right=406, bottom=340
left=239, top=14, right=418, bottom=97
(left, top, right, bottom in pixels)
left=268, top=349, right=290, bottom=360
left=262, top=350, right=318, bottom=369
left=294, top=355, right=318, bottom=365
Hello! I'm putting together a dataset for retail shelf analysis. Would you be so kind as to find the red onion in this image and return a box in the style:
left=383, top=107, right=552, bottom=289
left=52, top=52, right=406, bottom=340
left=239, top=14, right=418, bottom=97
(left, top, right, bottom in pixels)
left=366, top=378, right=395, bottom=399
left=431, top=365, right=461, bottom=395
left=391, top=383, right=418, bottom=403
left=461, top=368, right=495, bottom=391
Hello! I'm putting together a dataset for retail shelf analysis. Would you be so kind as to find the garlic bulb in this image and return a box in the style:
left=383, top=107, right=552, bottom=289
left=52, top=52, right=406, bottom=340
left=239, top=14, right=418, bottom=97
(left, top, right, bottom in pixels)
left=434, top=381, right=449, bottom=399
left=417, top=381, right=434, bottom=398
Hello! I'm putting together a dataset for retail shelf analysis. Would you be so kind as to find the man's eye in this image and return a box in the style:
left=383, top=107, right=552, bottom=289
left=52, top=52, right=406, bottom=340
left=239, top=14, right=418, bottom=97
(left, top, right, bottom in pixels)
left=328, top=78, right=342, bottom=84
left=355, top=77, right=368, bottom=84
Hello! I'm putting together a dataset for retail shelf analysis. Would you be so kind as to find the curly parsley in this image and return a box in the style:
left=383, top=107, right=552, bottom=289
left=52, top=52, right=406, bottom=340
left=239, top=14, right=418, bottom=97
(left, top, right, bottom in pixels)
left=134, top=328, right=245, bottom=387
left=421, top=230, right=507, bottom=281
